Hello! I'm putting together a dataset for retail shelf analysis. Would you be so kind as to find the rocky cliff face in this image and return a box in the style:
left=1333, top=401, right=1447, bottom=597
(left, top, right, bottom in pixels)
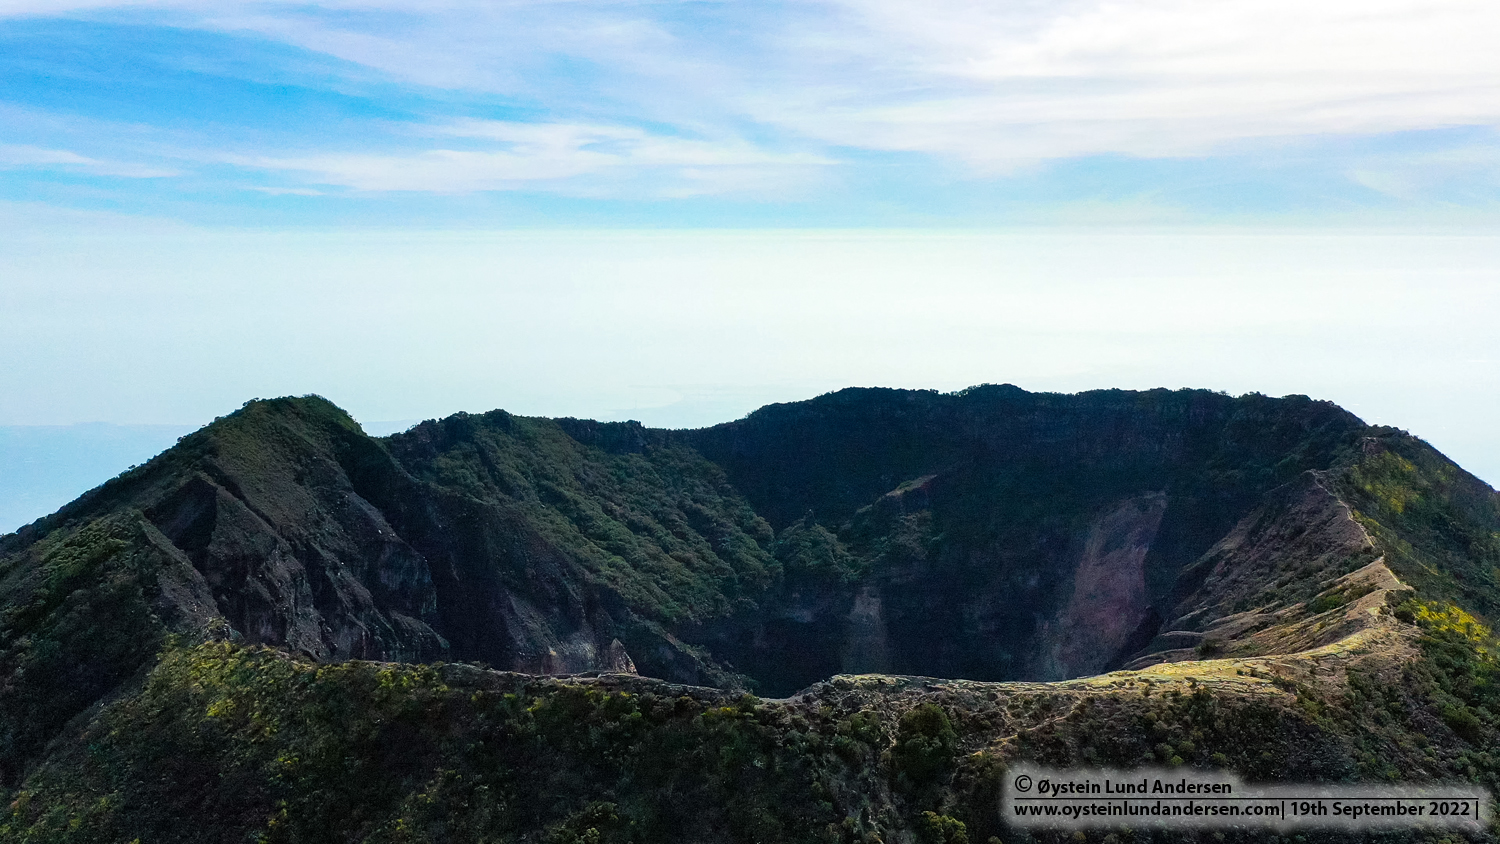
left=680, top=386, right=1376, bottom=690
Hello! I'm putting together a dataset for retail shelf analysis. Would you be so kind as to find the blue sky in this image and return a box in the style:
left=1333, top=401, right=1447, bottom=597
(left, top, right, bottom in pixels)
left=2, top=0, right=1498, bottom=225
left=2, top=0, right=1499, bottom=531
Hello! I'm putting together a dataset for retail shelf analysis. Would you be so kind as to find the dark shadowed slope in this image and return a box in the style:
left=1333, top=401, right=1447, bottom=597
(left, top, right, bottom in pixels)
left=679, top=386, right=1376, bottom=689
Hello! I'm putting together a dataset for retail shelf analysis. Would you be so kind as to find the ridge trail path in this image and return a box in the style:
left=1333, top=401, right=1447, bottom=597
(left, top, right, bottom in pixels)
left=799, top=563, right=1416, bottom=704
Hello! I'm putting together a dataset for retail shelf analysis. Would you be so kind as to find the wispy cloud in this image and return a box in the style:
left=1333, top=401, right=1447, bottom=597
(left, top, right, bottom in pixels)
left=0, top=144, right=180, bottom=177
left=224, top=120, right=831, bottom=196
left=2, top=0, right=1498, bottom=217
left=244, top=185, right=324, bottom=196
left=1345, top=134, right=1500, bottom=201
left=747, top=0, right=1500, bottom=166
left=13, top=0, right=1498, bottom=166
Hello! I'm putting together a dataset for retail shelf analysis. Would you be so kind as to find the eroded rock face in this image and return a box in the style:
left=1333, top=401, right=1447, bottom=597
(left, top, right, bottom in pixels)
left=136, top=435, right=446, bottom=663
left=675, top=386, right=1385, bottom=691
left=1041, top=492, right=1167, bottom=679
left=1127, top=471, right=1392, bottom=668
left=842, top=585, right=892, bottom=674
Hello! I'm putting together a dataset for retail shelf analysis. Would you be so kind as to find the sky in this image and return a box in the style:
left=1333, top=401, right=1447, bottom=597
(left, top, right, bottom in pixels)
left=2, top=0, right=1498, bottom=224
left=1, top=0, right=1499, bottom=531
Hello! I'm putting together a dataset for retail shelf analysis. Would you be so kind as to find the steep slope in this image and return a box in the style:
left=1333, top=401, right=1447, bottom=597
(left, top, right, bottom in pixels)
left=0, top=398, right=776, bottom=787
left=2, top=397, right=443, bottom=664
left=3, top=384, right=1499, bottom=835
left=681, top=386, right=1373, bottom=689
left=4, top=602, right=1498, bottom=844
left=343, top=408, right=780, bottom=685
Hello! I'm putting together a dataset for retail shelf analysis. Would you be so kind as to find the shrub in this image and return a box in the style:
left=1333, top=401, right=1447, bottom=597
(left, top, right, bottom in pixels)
left=917, top=811, right=969, bottom=844
left=892, top=704, right=956, bottom=786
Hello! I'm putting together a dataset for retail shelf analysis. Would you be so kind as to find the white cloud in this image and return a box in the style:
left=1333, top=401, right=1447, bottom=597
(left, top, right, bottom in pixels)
left=226, top=120, right=831, bottom=195
left=1346, top=137, right=1500, bottom=200
left=4, top=0, right=1500, bottom=173
left=245, top=185, right=325, bottom=196
left=0, top=199, right=198, bottom=233
left=0, top=144, right=181, bottom=178
left=745, top=0, right=1500, bottom=165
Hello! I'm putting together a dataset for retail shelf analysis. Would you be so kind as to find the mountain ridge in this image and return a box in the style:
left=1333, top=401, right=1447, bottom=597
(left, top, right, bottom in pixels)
left=4, top=385, right=1500, bottom=843
left=8, top=385, right=1494, bottom=692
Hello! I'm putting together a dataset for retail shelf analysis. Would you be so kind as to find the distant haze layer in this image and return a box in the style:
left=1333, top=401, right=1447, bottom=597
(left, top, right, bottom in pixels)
left=1, top=226, right=1495, bottom=533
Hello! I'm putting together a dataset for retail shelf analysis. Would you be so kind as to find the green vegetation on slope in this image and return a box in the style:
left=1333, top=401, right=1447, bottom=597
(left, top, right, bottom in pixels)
left=384, top=411, right=778, bottom=628
left=4, top=387, right=1500, bottom=843
left=1340, top=601, right=1500, bottom=786
left=2, top=642, right=842, bottom=844
left=0, top=513, right=192, bottom=788
left=1336, top=433, right=1500, bottom=619
left=9, top=629, right=1500, bottom=844
left=0, top=387, right=1398, bottom=700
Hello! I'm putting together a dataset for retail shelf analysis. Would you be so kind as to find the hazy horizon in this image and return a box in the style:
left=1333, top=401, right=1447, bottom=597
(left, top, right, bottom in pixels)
left=3, top=0, right=1497, bottom=531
